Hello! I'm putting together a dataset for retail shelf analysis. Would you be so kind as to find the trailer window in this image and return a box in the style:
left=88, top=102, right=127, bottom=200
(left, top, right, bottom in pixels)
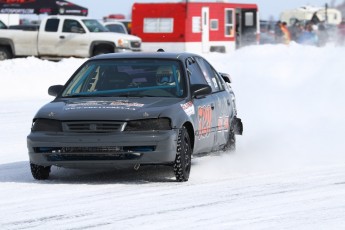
left=225, top=9, right=234, bottom=37
left=192, top=17, right=201, bottom=33
left=210, top=19, right=218, bottom=31
left=245, top=12, right=254, bottom=26
left=144, top=18, right=173, bottom=33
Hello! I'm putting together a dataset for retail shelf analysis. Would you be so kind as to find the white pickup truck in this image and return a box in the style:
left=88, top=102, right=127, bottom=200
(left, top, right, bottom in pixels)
left=0, top=15, right=142, bottom=61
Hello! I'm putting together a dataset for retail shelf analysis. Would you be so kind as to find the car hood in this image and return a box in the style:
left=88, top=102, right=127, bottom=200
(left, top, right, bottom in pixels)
left=35, top=97, right=183, bottom=121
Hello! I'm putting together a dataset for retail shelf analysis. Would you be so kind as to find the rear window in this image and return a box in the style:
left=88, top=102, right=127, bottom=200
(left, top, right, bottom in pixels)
left=45, top=19, right=59, bottom=32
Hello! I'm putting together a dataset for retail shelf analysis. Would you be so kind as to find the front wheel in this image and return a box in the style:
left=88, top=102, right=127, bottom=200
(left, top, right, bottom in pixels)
left=173, top=126, right=192, bottom=182
left=30, top=163, right=51, bottom=180
left=0, top=47, right=12, bottom=61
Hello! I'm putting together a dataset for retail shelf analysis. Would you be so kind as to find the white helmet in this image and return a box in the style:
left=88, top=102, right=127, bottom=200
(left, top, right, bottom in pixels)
left=156, top=66, right=177, bottom=85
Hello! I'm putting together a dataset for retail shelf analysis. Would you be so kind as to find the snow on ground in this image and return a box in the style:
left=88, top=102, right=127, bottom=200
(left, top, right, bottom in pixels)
left=0, top=43, right=345, bottom=229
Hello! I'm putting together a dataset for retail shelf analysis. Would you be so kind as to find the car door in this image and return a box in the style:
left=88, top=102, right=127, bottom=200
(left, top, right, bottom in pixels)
left=38, top=18, right=60, bottom=56
left=195, top=57, right=232, bottom=150
left=186, top=57, right=217, bottom=154
left=58, top=19, right=90, bottom=57
left=236, top=8, right=258, bottom=48
left=38, top=18, right=89, bottom=57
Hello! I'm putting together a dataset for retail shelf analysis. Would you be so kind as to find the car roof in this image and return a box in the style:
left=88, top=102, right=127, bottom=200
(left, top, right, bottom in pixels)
left=103, top=21, right=125, bottom=25
left=90, top=52, right=200, bottom=61
left=47, top=15, right=88, bottom=20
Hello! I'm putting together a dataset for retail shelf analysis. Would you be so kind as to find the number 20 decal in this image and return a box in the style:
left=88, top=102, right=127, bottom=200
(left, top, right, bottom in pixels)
left=198, top=105, right=212, bottom=139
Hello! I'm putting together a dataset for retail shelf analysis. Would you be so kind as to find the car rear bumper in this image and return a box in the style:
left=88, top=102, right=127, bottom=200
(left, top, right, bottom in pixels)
left=27, top=130, right=178, bottom=168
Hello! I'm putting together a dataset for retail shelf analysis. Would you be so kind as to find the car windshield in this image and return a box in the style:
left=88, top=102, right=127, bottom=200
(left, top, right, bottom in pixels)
left=62, top=59, right=186, bottom=98
left=82, top=19, right=108, bottom=32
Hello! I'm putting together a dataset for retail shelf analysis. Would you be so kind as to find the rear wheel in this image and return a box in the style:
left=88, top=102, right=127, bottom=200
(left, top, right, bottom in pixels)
left=224, top=129, right=236, bottom=152
left=0, top=47, right=12, bottom=60
left=224, top=117, right=236, bottom=151
left=30, top=163, right=51, bottom=180
left=173, top=126, right=192, bottom=182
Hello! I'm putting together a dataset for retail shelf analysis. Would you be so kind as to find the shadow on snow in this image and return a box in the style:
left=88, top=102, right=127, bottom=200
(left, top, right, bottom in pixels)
left=0, top=161, right=181, bottom=184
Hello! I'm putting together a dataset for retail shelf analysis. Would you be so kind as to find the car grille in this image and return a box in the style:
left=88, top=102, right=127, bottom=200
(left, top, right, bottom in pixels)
left=46, top=153, right=142, bottom=161
left=130, top=41, right=141, bottom=48
left=37, top=146, right=156, bottom=161
left=62, top=121, right=125, bottom=133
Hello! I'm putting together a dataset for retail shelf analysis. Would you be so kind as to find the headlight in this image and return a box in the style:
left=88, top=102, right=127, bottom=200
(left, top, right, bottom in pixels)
left=31, top=118, right=62, bottom=132
left=118, top=39, right=130, bottom=48
left=124, top=118, right=171, bottom=131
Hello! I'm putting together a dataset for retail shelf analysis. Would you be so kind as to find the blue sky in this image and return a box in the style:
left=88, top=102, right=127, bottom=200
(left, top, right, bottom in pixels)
left=71, top=0, right=338, bottom=20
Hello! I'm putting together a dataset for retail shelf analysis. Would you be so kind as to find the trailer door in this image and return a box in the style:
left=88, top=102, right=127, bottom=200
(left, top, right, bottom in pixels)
left=201, top=7, right=210, bottom=53
left=235, top=8, right=258, bottom=48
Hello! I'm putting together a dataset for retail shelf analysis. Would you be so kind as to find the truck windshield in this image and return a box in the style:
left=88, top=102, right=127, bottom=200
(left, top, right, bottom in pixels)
left=82, top=19, right=108, bottom=32
left=62, top=59, right=186, bottom=98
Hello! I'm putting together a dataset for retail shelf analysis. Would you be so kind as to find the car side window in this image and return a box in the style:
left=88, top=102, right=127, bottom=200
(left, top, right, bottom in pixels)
left=195, top=57, right=224, bottom=92
left=187, top=58, right=209, bottom=86
left=45, top=19, right=59, bottom=32
left=214, top=71, right=227, bottom=91
left=63, top=19, right=84, bottom=33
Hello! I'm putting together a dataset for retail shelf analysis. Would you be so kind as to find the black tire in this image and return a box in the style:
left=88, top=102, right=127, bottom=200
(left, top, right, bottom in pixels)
left=30, top=163, right=51, bottom=180
left=0, top=47, right=12, bottom=61
left=93, top=48, right=112, bottom=57
left=224, top=129, right=236, bottom=152
left=224, top=117, right=236, bottom=152
left=173, top=126, right=192, bottom=182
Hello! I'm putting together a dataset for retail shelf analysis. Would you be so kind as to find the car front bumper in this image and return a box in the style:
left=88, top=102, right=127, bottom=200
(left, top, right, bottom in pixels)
left=115, top=47, right=141, bottom=53
left=27, top=129, right=178, bottom=168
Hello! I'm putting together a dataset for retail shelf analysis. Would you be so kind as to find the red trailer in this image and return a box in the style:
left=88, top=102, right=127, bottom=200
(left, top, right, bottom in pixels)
left=131, top=1, right=259, bottom=53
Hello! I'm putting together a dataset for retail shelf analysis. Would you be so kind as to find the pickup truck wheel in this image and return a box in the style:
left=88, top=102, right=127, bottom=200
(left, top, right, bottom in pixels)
left=173, top=126, right=192, bottom=182
left=30, top=163, right=51, bottom=180
left=93, top=48, right=112, bottom=56
left=0, top=47, right=12, bottom=60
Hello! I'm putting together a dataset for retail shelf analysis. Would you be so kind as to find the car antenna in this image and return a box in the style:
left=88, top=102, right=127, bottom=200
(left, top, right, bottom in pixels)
left=157, top=48, right=165, bottom=52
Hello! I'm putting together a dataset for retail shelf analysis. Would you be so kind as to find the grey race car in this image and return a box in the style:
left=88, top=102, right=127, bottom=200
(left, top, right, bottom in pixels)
left=27, top=51, right=243, bottom=182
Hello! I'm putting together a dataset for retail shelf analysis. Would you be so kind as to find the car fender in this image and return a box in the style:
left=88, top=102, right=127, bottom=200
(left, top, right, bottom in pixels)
left=158, top=102, right=196, bottom=150
left=160, top=101, right=196, bottom=135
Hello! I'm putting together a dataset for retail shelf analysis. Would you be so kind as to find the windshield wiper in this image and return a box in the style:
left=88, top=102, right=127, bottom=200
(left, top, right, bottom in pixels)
left=63, top=94, right=110, bottom=98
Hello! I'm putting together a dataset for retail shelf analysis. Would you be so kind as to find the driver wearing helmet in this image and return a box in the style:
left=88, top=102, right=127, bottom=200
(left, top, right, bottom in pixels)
left=156, top=65, right=179, bottom=86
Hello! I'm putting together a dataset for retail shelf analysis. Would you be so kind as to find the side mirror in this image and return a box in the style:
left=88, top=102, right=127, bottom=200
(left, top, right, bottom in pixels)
left=191, top=84, right=212, bottom=98
left=219, top=72, right=231, bottom=83
left=48, top=85, right=64, bottom=97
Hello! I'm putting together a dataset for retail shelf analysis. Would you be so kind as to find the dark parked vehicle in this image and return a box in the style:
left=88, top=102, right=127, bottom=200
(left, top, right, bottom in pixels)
left=27, top=51, right=243, bottom=182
